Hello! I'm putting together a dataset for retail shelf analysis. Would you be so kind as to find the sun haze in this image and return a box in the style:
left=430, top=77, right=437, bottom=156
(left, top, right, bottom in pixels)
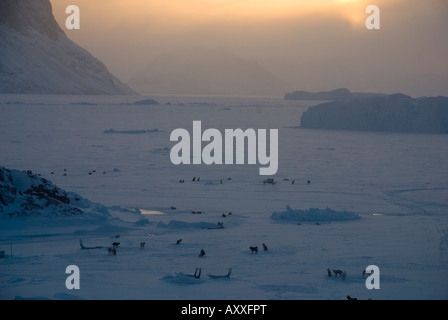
left=50, top=0, right=448, bottom=97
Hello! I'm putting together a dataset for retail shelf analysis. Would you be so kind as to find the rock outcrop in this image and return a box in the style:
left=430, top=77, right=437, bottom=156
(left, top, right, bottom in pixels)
left=0, top=167, right=109, bottom=217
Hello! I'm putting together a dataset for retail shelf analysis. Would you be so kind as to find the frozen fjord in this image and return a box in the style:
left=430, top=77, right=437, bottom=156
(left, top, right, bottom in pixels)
left=1, top=94, right=447, bottom=300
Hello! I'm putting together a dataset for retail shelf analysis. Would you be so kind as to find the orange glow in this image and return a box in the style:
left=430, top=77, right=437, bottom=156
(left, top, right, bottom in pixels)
left=51, top=0, right=372, bottom=26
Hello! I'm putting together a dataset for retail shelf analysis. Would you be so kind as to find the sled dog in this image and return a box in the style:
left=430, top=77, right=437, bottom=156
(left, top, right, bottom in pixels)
left=333, top=269, right=343, bottom=277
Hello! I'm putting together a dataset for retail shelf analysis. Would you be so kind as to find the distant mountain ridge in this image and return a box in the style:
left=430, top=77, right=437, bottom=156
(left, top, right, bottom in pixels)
left=0, top=0, right=136, bottom=95
left=128, top=48, right=289, bottom=96
left=284, top=88, right=387, bottom=101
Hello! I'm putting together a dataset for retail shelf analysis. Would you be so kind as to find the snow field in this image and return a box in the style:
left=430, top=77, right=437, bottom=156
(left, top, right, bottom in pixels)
left=1, top=95, right=447, bottom=299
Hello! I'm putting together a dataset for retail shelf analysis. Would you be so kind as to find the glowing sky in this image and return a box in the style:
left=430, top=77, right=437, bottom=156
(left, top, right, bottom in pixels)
left=50, top=0, right=448, bottom=96
left=53, top=0, right=369, bottom=27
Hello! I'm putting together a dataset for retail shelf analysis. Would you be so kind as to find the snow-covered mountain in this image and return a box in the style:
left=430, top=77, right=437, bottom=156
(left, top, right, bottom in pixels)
left=128, top=48, right=289, bottom=96
left=0, top=0, right=136, bottom=95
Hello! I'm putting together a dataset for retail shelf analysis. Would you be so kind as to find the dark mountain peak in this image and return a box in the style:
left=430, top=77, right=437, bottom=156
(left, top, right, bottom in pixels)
left=0, top=0, right=137, bottom=95
left=0, top=0, right=62, bottom=40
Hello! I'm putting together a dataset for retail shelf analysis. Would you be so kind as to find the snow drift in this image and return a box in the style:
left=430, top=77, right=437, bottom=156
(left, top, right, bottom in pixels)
left=0, top=0, right=136, bottom=95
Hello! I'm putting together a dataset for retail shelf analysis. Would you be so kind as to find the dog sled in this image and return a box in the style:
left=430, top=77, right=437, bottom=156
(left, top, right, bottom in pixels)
left=185, top=268, right=202, bottom=279
left=79, top=239, right=103, bottom=250
left=201, top=222, right=224, bottom=229
left=263, top=178, right=276, bottom=185
left=207, top=268, right=232, bottom=279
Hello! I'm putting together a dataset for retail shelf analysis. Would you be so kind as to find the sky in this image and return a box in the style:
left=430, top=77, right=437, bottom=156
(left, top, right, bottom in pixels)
left=50, top=0, right=448, bottom=97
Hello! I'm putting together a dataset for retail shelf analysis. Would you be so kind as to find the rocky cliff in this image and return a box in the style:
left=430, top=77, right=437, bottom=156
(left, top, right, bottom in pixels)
left=0, top=0, right=136, bottom=95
